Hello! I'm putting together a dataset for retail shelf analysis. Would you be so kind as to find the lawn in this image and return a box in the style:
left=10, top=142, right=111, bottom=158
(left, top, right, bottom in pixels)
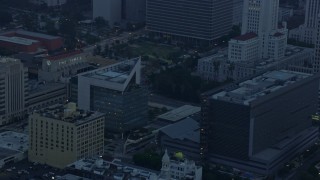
left=129, top=41, right=182, bottom=60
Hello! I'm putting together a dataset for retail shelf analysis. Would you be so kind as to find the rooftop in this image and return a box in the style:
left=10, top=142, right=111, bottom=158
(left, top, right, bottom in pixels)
left=14, top=30, right=60, bottom=40
left=82, top=57, right=140, bottom=85
left=28, top=81, right=65, bottom=95
left=46, top=50, right=83, bottom=61
left=232, top=32, right=258, bottom=41
left=56, top=174, right=90, bottom=180
left=33, top=103, right=104, bottom=125
left=0, top=131, right=28, bottom=153
left=157, top=105, right=201, bottom=122
left=212, top=70, right=311, bottom=105
left=0, top=36, right=39, bottom=45
left=159, top=117, right=200, bottom=143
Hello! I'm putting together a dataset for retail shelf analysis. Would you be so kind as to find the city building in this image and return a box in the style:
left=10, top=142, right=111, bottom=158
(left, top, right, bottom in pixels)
left=0, top=131, right=28, bottom=168
left=68, top=157, right=159, bottom=179
left=232, top=0, right=287, bottom=60
left=313, top=14, right=320, bottom=73
left=75, top=57, right=148, bottom=133
left=197, top=45, right=314, bottom=82
left=159, top=149, right=202, bottom=180
left=1, top=30, right=63, bottom=52
left=0, top=36, right=41, bottom=53
left=157, top=105, right=201, bottom=123
left=28, top=103, right=105, bottom=169
left=278, top=6, right=294, bottom=22
left=39, top=50, right=89, bottom=82
left=30, top=0, right=66, bottom=6
left=228, top=32, right=259, bottom=62
left=0, top=58, right=28, bottom=125
left=26, top=81, right=67, bottom=112
left=158, top=117, right=200, bottom=162
left=289, top=0, right=320, bottom=44
left=232, top=0, right=244, bottom=25
left=146, top=0, right=233, bottom=43
left=200, top=70, right=320, bottom=175
left=122, top=0, right=146, bottom=23
left=93, top=0, right=122, bottom=27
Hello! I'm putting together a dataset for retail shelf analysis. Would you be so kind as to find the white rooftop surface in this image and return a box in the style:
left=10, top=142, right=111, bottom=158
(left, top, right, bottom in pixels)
left=0, top=131, right=28, bottom=152
left=157, top=105, right=201, bottom=122
left=0, top=36, right=39, bottom=45
left=84, top=60, right=137, bottom=84
left=212, top=70, right=311, bottom=105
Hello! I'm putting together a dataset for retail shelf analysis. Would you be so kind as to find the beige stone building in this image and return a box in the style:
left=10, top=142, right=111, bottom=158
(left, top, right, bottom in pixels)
left=28, top=103, right=105, bottom=169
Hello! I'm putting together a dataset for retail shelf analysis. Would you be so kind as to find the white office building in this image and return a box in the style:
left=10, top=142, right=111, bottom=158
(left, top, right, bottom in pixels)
left=289, top=0, right=320, bottom=44
left=93, top=0, right=122, bottom=27
left=0, top=58, right=28, bottom=125
left=228, top=32, right=259, bottom=62
left=159, top=150, right=202, bottom=180
left=229, top=0, right=287, bottom=62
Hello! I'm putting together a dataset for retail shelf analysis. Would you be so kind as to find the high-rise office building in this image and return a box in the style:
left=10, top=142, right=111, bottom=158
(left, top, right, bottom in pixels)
left=0, top=58, right=28, bottom=125
left=75, top=57, right=148, bottom=133
left=122, top=0, right=146, bottom=23
left=200, top=70, right=319, bottom=175
left=229, top=0, right=287, bottom=61
left=313, top=14, right=320, bottom=73
left=232, top=0, right=244, bottom=25
left=93, top=0, right=122, bottom=27
left=146, top=0, right=233, bottom=42
left=289, top=0, right=320, bottom=44
left=28, top=103, right=105, bottom=169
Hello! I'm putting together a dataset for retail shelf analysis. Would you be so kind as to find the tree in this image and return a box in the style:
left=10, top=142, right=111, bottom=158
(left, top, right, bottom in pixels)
left=95, top=16, right=108, bottom=29
left=45, top=20, right=58, bottom=35
left=0, top=11, right=13, bottom=26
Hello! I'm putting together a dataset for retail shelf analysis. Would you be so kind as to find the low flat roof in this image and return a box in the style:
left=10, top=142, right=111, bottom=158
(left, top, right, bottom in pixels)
left=0, top=36, right=39, bottom=45
left=0, top=147, right=20, bottom=160
left=212, top=70, right=311, bottom=105
left=15, top=30, right=60, bottom=40
left=0, top=131, right=28, bottom=153
left=157, top=105, right=201, bottom=122
left=159, top=117, right=200, bottom=143
left=233, top=32, right=258, bottom=41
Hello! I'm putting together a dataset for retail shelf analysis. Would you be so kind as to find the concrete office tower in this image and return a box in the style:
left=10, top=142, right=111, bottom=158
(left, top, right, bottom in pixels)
left=289, top=0, right=320, bottom=44
left=28, top=103, right=105, bottom=169
left=146, top=0, right=233, bottom=42
left=76, top=57, right=148, bottom=133
left=233, top=0, right=244, bottom=25
left=242, top=0, right=283, bottom=59
left=200, top=70, right=319, bottom=175
left=122, top=0, right=146, bottom=23
left=93, top=0, right=122, bottom=27
left=313, top=14, right=320, bottom=73
left=0, top=58, right=28, bottom=125
left=229, top=0, right=287, bottom=61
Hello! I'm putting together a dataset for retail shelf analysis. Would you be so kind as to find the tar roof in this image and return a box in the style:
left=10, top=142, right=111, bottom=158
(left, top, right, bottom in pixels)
left=232, top=32, right=257, bottom=41
left=157, top=105, right=201, bottom=122
left=159, top=117, right=200, bottom=143
left=46, top=50, right=83, bottom=61
left=212, top=70, right=311, bottom=105
left=0, top=131, right=28, bottom=152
